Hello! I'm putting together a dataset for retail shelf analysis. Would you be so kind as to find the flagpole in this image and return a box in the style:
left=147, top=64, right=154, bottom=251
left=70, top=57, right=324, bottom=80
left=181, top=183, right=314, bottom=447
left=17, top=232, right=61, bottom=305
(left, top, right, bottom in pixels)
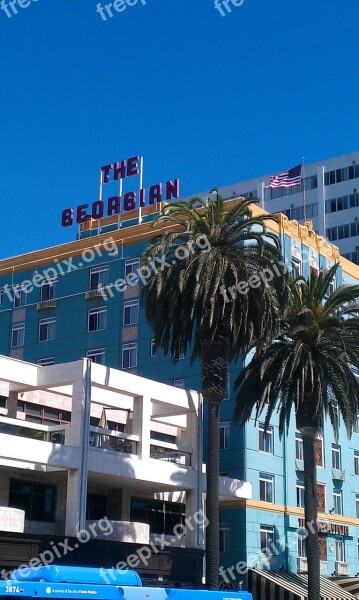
left=98, top=169, right=103, bottom=235
left=302, top=157, right=306, bottom=223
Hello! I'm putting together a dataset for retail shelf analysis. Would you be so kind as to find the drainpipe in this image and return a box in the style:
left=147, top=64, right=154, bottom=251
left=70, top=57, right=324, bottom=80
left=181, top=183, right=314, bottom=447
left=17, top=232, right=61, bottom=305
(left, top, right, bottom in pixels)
left=79, top=358, right=92, bottom=533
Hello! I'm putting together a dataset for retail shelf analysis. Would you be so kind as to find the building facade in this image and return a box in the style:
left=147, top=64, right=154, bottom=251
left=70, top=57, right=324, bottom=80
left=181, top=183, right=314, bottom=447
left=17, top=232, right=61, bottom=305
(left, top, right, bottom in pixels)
left=0, top=354, right=251, bottom=584
left=0, top=186, right=359, bottom=586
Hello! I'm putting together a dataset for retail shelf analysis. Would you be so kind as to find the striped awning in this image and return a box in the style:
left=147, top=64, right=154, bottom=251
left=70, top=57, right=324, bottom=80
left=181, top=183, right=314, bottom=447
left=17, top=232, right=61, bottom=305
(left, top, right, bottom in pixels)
left=248, top=569, right=356, bottom=600
left=330, top=577, right=359, bottom=599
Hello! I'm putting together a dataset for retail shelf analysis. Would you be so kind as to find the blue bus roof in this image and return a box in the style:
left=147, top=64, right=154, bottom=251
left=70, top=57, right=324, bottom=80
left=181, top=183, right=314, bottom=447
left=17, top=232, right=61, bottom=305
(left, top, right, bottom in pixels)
left=10, top=566, right=142, bottom=587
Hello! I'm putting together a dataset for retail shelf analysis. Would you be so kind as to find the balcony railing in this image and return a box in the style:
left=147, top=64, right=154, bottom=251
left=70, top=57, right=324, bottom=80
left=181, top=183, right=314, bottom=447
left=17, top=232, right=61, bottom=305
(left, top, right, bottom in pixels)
left=150, top=442, right=191, bottom=466
left=0, top=417, right=66, bottom=444
left=37, top=299, right=57, bottom=310
left=89, top=427, right=138, bottom=455
left=85, top=288, right=107, bottom=300
left=335, top=561, right=350, bottom=576
left=297, top=557, right=308, bottom=573
left=332, top=468, right=346, bottom=481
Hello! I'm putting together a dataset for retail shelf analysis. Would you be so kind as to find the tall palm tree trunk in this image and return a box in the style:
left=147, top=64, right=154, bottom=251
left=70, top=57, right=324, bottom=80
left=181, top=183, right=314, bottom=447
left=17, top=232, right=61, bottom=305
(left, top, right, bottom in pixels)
left=206, top=399, right=220, bottom=589
left=300, top=427, right=320, bottom=600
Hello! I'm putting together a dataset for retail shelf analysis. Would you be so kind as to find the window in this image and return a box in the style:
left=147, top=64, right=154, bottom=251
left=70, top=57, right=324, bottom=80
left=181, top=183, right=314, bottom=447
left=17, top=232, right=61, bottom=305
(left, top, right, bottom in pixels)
left=9, top=480, right=55, bottom=522
left=335, top=537, right=344, bottom=563
left=298, top=533, right=306, bottom=558
left=11, top=323, right=25, bottom=347
left=0, top=289, right=4, bottom=305
left=259, top=424, right=273, bottom=453
left=291, top=257, right=302, bottom=278
left=38, top=318, right=56, bottom=341
left=87, top=493, right=107, bottom=520
left=173, top=379, right=185, bottom=389
left=178, top=350, right=185, bottom=360
left=333, top=490, right=343, bottom=515
left=125, top=257, right=140, bottom=277
left=123, top=299, right=139, bottom=326
left=150, top=339, right=157, bottom=357
left=259, top=473, right=274, bottom=503
left=260, top=525, right=274, bottom=554
left=296, top=483, right=305, bottom=508
left=88, top=307, right=106, bottom=332
left=224, top=373, right=231, bottom=400
left=130, top=498, right=185, bottom=535
left=219, top=524, right=230, bottom=553
left=14, top=285, right=27, bottom=308
left=356, top=494, right=359, bottom=519
left=354, top=451, right=359, bottom=475
left=41, top=279, right=57, bottom=301
left=89, top=266, right=108, bottom=290
left=315, top=437, right=323, bottom=467
left=86, top=349, right=105, bottom=364
left=219, top=421, right=230, bottom=450
left=295, top=433, right=304, bottom=461
left=317, top=483, right=326, bottom=512
left=354, top=414, right=359, bottom=433
left=122, top=342, right=138, bottom=369
left=37, top=357, right=54, bottom=366
left=332, top=444, right=341, bottom=470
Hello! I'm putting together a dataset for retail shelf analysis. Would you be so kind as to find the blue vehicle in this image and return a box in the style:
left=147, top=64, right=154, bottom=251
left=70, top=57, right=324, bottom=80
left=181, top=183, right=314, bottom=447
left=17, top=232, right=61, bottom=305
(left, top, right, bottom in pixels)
left=0, top=566, right=252, bottom=600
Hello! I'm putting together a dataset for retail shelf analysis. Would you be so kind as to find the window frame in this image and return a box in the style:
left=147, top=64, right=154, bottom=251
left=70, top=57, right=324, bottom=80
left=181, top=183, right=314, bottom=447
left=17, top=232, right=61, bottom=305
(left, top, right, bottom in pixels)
left=89, top=266, right=108, bottom=290
left=13, top=285, right=28, bottom=308
left=37, top=357, right=54, bottom=366
left=123, top=299, right=139, bottom=326
left=259, top=424, right=273, bottom=454
left=332, top=444, right=341, bottom=470
left=219, top=523, right=230, bottom=553
left=88, top=307, right=107, bottom=332
left=173, top=379, right=185, bottom=389
left=295, top=432, right=304, bottom=461
left=333, top=490, right=343, bottom=515
left=38, top=317, right=56, bottom=342
left=296, top=483, right=305, bottom=508
left=122, top=342, right=138, bottom=369
left=260, top=525, right=274, bottom=555
left=259, top=473, right=274, bottom=503
left=219, top=421, right=230, bottom=450
left=41, top=279, right=58, bottom=302
left=86, top=348, right=105, bottom=364
left=125, top=257, right=140, bottom=278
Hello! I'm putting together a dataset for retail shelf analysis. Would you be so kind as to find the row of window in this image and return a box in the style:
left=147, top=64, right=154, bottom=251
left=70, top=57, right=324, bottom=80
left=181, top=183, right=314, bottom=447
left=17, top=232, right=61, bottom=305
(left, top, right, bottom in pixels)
left=265, top=176, right=318, bottom=200
left=220, top=523, right=345, bottom=562
left=326, top=220, right=359, bottom=242
left=324, top=164, right=359, bottom=186
left=343, top=251, right=359, bottom=265
left=1, top=258, right=141, bottom=308
left=283, top=202, right=318, bottom=222
left=325, top=192, right=359, bottom=214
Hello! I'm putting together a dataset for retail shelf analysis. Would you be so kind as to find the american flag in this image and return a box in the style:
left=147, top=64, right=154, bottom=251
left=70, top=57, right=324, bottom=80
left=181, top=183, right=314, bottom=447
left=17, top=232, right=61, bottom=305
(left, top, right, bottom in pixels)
left=266, top=164, right=302, bottom=188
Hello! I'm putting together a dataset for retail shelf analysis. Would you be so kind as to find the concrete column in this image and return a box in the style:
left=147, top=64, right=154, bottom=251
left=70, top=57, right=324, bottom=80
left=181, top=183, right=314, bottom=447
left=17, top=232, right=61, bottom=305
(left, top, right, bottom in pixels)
left=7, top=391, right=18, bottom=419
left=184, top=490, right=204, bottom=549
left=132, top=395, right=151, bottom=460
left=120, top=488, right=132, bottom=521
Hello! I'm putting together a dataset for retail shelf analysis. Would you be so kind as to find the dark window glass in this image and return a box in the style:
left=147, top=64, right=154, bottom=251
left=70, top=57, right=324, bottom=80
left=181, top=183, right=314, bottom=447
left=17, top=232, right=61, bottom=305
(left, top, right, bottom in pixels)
left=9, top=480, right=55, bottom=522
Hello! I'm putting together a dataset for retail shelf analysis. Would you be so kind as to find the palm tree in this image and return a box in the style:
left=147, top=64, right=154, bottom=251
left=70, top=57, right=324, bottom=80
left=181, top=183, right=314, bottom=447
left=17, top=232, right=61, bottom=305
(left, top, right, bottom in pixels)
left=141, top=191, right=287, bottom=589
left=233, top=264, right=359, bottom=600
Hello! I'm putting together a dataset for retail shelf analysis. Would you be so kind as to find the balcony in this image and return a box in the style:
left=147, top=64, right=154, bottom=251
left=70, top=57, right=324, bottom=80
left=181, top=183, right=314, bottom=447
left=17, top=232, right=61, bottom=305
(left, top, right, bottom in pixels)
left=297, top=557, right=308, bottom=573
left=332, top=468, right=346, bottom=481
left=89, top=428, right=138, bottom=454
left=85, top=288, right=107, bottom=300
left=335, top=561, right=350, bottom=576
left=36, top=299, right=57, bottom=310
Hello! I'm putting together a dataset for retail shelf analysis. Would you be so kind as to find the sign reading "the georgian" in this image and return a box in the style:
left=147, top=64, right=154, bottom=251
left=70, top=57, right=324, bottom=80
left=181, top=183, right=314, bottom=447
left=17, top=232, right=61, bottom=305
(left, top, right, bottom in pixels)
left=61, top=156, right=180, bottom=227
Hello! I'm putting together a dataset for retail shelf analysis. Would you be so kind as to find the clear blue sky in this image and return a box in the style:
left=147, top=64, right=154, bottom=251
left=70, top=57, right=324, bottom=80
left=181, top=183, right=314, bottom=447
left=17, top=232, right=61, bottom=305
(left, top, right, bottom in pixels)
left=1, top=0, right=358, bottom=259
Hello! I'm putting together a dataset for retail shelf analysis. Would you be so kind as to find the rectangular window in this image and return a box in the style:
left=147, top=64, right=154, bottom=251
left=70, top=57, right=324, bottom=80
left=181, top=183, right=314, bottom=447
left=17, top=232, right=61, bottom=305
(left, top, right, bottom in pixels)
left=356, top=494, right=359, bottom=519
left=37, top=357, right=54, bottom=366
left=9, top=480, right=55, bottom=522
left=38, top=318, right=56, bottom=341
left=260, top=525, right=274, bottom=554
left=14, top=285, right=27, bottom=308
left=353, top=414, right=359, bottom=433
left=130, top=498, right=185, bottom=535
left=295, top=432, right=304, bottom=461
left=86, top=349, right=105, bottom=364
left=354, top=451, right=359, bottom=475
left=41, top=279, right=58, bottom=301
left=123, top=299, right=139, bottom=326
left=333, top=490, right=343, bottom=515
left=125, top=257, right=140, bottom=277
left=259, top=473, right=274, bottom=503
left=219, top=422, right=230, bottom=450
left=298, top=534, right=306, bottom=558
left=332, top=444, right=341, bottom=470
left=291, top=257, right=302, bottom=278
left=173, top=379, right=185, bottom=389
left=219, top=524, right=230, bottom=553
left=89, top=266, right=108, bottom=290
left=335, top=537, right=344, bottom=563
left=87, top=493, right=107, bottom=520
left=0, top=289, right=4, bottom=305
left=88, top=307, right=106, bottom=332
left=150, top=339, right=157, bottom=357
left=122, top=342, right=138, bottom=369
left=296, top=483, right=305, bottom=508
left=259, top=424, right=273, bottom=453
left=11, top=323, right=25, bottom=347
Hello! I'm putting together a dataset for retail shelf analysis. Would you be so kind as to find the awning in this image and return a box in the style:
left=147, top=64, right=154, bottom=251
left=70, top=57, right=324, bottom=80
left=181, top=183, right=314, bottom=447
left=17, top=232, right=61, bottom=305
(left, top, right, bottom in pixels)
left=248, top=569, right=356, bottom=600
left=330, top=577, right=359, bottom=599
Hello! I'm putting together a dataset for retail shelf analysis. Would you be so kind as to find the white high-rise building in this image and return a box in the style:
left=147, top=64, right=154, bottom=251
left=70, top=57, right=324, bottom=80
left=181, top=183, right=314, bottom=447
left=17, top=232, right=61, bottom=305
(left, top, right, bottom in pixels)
left=206, top=151, right=359, bottom=265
